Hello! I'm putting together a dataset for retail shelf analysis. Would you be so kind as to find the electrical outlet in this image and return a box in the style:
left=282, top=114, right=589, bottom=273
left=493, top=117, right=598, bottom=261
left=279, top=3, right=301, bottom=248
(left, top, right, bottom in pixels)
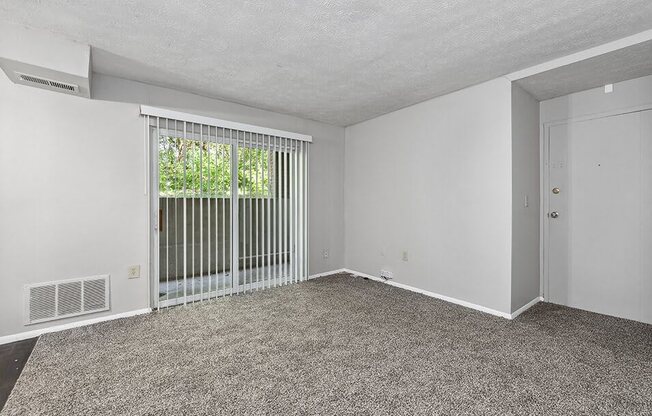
left=322, top=248, right=329, bottom=259
left=127, top=265, right=141, bottom=279
left=379, top=270, right=393, bottom=280
left=402, top=251, right=408, bottom=262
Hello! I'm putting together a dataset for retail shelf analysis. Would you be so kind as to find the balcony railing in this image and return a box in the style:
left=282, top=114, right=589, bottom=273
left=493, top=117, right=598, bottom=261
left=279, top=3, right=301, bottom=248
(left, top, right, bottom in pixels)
left=158, top=197, right=290, bottom=295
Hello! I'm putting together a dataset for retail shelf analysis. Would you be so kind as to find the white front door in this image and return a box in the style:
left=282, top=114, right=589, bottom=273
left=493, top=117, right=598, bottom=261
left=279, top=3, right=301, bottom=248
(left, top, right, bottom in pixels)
left=547, top=110, right=652, bottom=324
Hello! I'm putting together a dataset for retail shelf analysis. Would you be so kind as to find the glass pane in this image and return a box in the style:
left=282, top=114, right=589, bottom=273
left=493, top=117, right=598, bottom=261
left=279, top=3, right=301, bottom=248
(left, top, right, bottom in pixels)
left=158, top=130, right=232, bottom=304
left=237, top=141, right=276, bottom=290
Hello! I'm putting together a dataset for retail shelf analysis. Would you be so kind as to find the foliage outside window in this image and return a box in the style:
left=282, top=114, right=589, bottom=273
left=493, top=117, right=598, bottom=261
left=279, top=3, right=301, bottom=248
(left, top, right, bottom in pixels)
left=159, top=137, right=272, bottom=198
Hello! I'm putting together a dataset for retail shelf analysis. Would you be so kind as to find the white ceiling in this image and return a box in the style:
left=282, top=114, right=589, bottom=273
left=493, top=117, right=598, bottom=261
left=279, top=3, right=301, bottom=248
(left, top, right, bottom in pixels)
left=2, top=1, right=652, bottom=126
left=517, top=40, right=652, bottom=100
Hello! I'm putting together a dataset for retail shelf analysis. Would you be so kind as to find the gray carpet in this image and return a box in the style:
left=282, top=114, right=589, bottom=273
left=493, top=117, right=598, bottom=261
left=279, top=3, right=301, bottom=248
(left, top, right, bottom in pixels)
left=3, top=273, right=651, bottom=415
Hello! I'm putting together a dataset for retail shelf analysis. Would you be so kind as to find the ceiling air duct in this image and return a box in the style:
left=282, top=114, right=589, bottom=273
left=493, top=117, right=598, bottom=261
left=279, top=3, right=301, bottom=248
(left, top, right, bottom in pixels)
left=0, top=23, right=91, bottom=98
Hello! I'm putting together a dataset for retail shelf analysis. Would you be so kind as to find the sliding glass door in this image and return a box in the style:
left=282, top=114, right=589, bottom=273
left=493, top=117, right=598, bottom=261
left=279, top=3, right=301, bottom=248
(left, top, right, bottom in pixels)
left=147, top=115, right=309, bottom=309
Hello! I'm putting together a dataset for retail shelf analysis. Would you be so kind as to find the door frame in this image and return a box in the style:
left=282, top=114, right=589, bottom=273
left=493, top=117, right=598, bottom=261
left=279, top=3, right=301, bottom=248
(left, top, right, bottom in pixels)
left=147, top=123, right=241, bottom=309
left=540, top=103, right=652, bottom=301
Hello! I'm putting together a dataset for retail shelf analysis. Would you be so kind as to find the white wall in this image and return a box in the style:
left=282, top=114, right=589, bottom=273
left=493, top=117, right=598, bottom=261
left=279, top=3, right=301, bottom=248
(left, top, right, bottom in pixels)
left=541, top=74, right=652, bottom=123
left=511, top=84, right=540, bottom=311
left=344, top=78, right=513, bottom=314
left=0, top=73, right=345, bottom=338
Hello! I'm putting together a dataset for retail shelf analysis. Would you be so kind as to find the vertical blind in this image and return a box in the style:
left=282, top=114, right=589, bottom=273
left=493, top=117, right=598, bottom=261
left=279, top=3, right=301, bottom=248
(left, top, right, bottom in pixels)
left=143, top=107, right=310, bottom=309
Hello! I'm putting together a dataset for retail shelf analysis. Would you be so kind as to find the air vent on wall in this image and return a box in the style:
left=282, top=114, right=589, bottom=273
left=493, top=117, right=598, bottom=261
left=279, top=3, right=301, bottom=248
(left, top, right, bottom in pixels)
left=24, top=275, right=110, bottom=325
left=15, top=71, right=79, bottom=94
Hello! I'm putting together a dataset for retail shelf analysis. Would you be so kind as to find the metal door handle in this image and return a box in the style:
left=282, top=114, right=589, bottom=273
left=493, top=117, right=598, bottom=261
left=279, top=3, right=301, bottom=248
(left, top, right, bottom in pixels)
left=550, top=211, right=559, bottom=218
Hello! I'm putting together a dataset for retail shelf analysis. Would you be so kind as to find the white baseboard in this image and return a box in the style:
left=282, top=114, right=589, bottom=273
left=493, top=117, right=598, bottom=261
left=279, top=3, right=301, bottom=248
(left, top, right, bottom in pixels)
left=342, top=268, right=514, bottom=319
left=0, top=308, right=152, bottom=345
left=0, top=275, right=541, bottom=346
left=510, top=296, right=544, bottom=319
left=308, top=268, right=346, bottom=279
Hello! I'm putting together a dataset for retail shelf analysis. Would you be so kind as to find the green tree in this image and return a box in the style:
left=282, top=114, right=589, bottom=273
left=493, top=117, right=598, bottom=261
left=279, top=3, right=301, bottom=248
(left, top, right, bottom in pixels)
left=159, top=137, right=271, bottom=198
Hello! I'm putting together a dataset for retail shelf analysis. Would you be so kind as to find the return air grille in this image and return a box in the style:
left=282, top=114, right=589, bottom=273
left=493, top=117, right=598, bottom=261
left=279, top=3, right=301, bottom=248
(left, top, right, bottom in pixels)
left=24, top=275, right=110, bottom=325
left=15, top=72, right=79, bottom=93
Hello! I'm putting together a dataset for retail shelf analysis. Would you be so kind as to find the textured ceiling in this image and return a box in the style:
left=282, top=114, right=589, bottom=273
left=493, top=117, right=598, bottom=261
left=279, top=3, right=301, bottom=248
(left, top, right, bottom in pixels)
left=516, top=40, right=652, bottom=100
left=2, top=1, right=652, bottom=126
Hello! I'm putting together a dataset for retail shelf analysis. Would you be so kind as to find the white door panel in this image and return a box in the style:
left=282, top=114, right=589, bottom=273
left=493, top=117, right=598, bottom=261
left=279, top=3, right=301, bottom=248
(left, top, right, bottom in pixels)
left=547, top=110, right=651, bottom=324
left=548, top=125, right=569, bottom=305
left=641, top=110, right=652, bottom=324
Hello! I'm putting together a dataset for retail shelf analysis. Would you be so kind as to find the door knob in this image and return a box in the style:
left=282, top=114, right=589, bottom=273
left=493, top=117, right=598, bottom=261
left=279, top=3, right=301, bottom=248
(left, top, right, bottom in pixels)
left=550, top=211, right=559, bottom=218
